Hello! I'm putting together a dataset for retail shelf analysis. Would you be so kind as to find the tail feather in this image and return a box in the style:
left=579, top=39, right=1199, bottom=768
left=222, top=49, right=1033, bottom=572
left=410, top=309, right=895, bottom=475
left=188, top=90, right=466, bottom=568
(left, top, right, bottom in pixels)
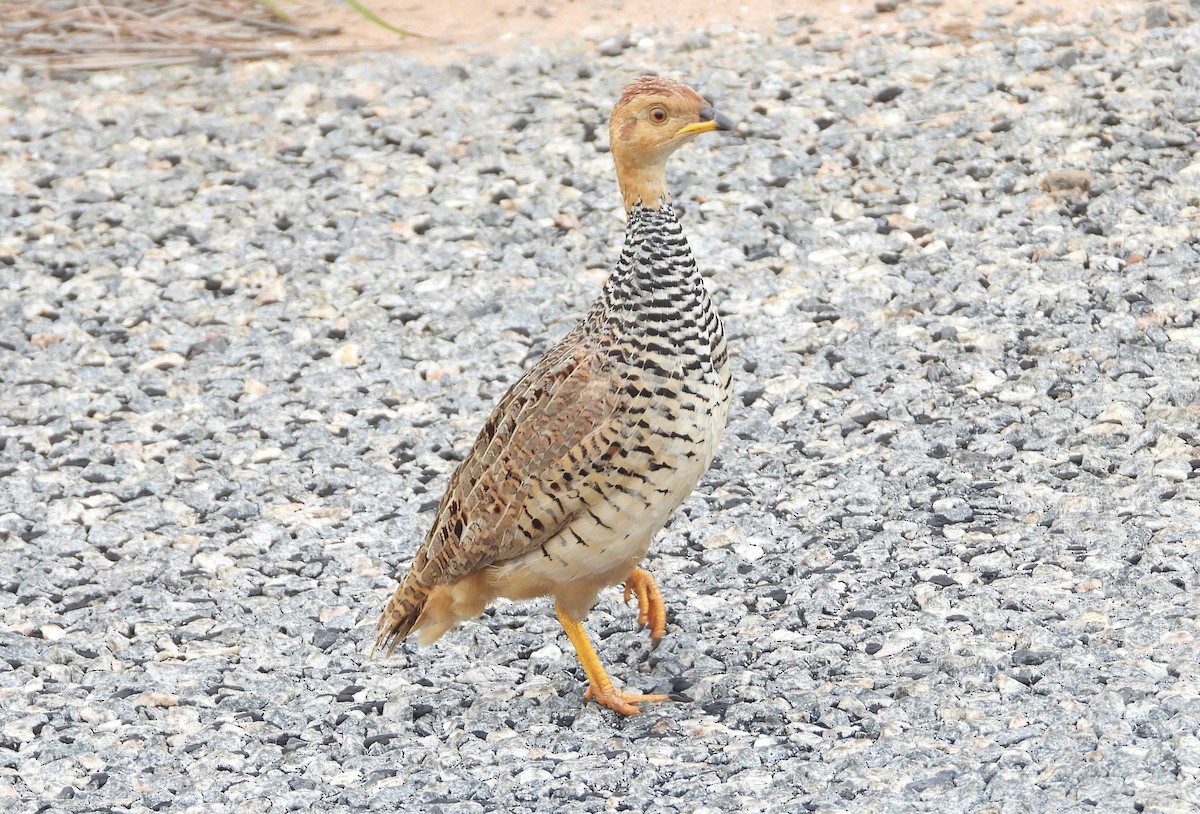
left=373, top=578, right=432, bottom=656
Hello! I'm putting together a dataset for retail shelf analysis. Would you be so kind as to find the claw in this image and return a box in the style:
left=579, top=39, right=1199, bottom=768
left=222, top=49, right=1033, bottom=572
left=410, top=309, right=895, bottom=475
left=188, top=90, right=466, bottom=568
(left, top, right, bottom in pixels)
left=584, top=684, right=671, bottom=716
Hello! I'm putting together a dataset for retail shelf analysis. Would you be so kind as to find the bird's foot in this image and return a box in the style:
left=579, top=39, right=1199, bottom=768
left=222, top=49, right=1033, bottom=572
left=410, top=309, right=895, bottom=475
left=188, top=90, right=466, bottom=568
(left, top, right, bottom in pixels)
left=556, top=602, right=671, bottom=716
left=584, top=683, right=671, bottom=716
left=623, top=567, right=667, bottom=642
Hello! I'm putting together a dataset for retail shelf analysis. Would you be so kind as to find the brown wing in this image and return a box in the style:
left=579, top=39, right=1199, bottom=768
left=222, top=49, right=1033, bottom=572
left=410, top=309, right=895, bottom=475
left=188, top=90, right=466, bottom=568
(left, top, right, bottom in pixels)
left=406, top=331, right=635, bottom=587
left=376, top=323, right=655, bottom=653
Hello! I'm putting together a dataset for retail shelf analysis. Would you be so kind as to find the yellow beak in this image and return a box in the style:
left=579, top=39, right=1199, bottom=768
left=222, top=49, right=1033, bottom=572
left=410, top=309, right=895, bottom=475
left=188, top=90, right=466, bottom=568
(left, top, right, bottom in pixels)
left=676, top=106, right=735, bottom=136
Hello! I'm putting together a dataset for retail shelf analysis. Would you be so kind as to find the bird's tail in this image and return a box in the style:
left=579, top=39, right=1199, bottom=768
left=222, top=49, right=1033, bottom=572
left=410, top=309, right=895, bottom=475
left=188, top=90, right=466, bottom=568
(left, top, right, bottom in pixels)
left=373, top=577, right=432, bottom=656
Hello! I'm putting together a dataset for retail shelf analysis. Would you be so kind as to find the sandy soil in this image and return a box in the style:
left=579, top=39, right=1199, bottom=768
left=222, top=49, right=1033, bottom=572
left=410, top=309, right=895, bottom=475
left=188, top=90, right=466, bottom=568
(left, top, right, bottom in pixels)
left=283, top=0, right=1166, bottom=62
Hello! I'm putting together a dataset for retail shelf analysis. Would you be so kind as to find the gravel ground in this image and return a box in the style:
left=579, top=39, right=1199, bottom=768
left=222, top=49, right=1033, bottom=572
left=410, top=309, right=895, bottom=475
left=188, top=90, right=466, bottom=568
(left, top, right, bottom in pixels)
left=3, top=3, right=1200, bottom=813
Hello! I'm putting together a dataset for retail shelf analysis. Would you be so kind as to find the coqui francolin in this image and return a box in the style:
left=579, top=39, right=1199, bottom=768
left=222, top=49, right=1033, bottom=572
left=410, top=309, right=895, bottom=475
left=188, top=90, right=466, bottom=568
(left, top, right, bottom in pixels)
left=376, top=76, right=736, bottom=715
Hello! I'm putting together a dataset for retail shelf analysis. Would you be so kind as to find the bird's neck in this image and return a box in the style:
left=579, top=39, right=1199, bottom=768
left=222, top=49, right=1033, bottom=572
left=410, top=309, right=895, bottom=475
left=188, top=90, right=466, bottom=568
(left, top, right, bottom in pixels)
left=595, top=202, right=708, bottom=320
left=616, top=161, right=669, bottom=213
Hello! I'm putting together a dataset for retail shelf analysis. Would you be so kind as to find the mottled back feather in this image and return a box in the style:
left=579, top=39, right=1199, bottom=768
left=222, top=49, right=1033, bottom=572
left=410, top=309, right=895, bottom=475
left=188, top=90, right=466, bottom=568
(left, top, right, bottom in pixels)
left=375, top=329, right=645, bottom=651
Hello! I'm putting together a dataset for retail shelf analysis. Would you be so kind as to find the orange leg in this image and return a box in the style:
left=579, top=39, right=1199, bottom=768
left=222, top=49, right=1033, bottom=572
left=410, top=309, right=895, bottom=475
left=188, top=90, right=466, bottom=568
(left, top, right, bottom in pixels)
left=555, top=603, right=670, bottom=716
left=623, top=567, right=667, bottom=642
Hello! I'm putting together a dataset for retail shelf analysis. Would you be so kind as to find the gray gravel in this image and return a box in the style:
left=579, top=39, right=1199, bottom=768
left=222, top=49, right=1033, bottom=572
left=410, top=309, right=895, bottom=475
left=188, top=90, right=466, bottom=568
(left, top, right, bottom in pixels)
left=3, top=4, right=1200, bottom=813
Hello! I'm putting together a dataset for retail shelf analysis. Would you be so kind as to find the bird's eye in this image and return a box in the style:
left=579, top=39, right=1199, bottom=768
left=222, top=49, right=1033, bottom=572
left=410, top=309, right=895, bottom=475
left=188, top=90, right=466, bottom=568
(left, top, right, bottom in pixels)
left=649, top=107, right=668, bottom=124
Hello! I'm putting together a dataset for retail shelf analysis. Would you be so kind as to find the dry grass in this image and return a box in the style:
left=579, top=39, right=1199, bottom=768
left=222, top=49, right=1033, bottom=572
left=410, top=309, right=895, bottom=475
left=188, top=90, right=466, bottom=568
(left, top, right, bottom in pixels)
left=0, top=0, right=392, bottom=71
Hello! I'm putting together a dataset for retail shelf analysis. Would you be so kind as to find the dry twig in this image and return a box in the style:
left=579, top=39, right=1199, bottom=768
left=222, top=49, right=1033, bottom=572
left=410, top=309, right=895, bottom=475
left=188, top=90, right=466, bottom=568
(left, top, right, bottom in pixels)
left=0, top=0, right=360, bottom=71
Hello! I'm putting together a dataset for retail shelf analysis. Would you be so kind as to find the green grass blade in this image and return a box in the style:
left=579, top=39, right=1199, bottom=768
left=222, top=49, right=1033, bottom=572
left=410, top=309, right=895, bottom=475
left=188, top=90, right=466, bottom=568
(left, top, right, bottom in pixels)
left=257, top=0, right=292, bottom=21
left=342, top=0, right=425, bottom=38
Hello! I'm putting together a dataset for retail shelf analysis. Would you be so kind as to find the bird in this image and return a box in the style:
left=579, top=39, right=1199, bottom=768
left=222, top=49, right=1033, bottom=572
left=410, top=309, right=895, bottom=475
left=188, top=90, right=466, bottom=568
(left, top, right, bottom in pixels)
left=375, top=76, right=734, bottom=715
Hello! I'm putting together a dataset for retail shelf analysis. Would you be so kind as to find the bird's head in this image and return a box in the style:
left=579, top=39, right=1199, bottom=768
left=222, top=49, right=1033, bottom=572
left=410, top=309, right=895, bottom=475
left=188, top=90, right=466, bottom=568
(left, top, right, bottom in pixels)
left=609, top=76, right=734, bottom=213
